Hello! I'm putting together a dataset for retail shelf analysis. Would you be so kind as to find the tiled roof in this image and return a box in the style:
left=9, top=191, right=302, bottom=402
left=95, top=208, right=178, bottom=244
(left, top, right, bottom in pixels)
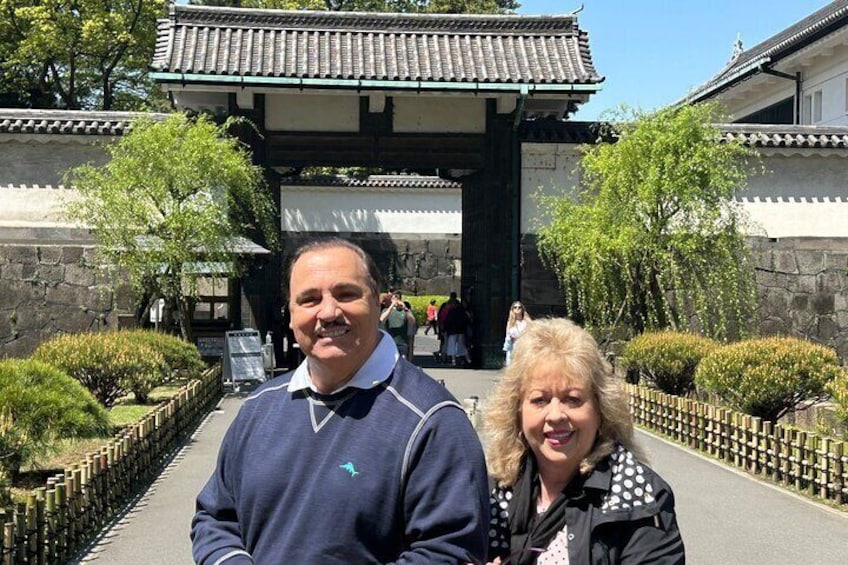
left=280, top=174, right=461, bottom=190
left=688, top=0, right=848, bottom=102
left=151, top=5, right=602, bottom=89
left=517, top=120, right=848, bottom=150
left=518, top=118, right=606, bottom=143
left=0, top=109, right=168, bottom=136
left=720, top=123, right=848, bottom=149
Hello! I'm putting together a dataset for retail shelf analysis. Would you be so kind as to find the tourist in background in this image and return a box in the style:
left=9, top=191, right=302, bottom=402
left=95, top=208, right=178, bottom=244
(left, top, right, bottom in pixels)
left=380, top=292, right=409, bottom=357
left=425, top=299, right=438, bottom=335
left=484, top=318, right=684, bottom=564
left=404, top=300, right=417, bottom=360
left=503, top=301, right=531, bottom=366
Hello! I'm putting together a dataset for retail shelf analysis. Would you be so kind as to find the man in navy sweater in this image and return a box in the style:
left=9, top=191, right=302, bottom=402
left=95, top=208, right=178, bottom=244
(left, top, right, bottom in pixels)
left=191, top=238, right=489, bottom=564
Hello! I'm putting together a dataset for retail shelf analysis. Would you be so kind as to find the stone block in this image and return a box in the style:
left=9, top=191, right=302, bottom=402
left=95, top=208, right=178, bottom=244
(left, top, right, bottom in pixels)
left=2, top=246, right=38, bottom=265
left=86, top=286, right=114, bottom=312
left=0, top=263, right=23, bottom=281
left=54, top=307, right=97, bottom=333
left=790, top=294, right=809, bottom=310
left=761, top=288, right=791, bottom=315
left=0, top=313, right=12, bottom=340
left=37, top=246, right=63, bottom=265
left=36, top=264, right=65, bottom=284
left=61, top=246, right=84, bottom=264
left=1, top=280, right=44, bottom=308
left=760, top=317, right=790, bottom=335
left=2, top=334, right=40, bottom=359
left=795, top=275, right=818, bottom=294
left=405, top=239, right=429, bottom=256
left=817, top=317, right=839, bottom=342
left=816, top=270, right=847, bottom=293
left=20, top=263, right=37, bottom=280
left=796, top=251, right=825, bottom=274
left=14, top=306, right=51, bottom=332
left=790, top=308, right=815, bottom=333
left=811, top=292, right=835, bottom=315
left=751, top=248, right=774, bottom=271
left=775, top=250, right=798, bottom=273
left=65, top=263, right=96, bottom=287
left=45, top=284, right=81, bottom=307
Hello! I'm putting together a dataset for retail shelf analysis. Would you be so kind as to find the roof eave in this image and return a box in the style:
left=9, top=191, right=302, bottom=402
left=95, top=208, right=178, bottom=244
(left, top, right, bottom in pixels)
left=150, top=72, right=602, bottom=94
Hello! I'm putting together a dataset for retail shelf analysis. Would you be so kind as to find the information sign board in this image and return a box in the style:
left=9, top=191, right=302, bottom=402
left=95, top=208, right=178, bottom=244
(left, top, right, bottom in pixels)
left=222, top=329, right=265, bottom=383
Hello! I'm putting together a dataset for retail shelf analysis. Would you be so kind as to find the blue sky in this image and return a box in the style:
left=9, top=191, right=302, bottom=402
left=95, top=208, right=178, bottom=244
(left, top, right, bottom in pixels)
left=518, top=0, right=832, bottom=121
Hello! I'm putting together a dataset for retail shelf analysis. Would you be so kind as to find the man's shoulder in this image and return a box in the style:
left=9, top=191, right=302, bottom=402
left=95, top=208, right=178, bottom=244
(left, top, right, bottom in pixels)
left=242, top=373, right=295, bottom=406
left=384, top=361, right=460, bottom=412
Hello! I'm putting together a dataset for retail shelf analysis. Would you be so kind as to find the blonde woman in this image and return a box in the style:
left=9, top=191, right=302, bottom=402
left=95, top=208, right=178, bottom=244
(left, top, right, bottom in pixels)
left=503, top=301, right=531, bottom=366
left=484, top=318, right=684, bottom=564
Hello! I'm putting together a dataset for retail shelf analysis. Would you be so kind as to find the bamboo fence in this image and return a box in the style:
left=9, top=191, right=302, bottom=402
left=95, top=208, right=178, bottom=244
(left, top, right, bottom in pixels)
left=626, top=384, right=847, bottom=508
left=0, top=366, right=223, bottom=564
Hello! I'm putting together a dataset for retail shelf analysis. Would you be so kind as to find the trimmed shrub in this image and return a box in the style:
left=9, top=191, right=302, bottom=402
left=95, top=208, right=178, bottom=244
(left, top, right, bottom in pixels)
left=695, top=336, right=841, bottom=422
left=621, top=331, right=719, bottom=395
left=0, top=359, right=109, bottom=478
left=120, top=330, right=205, bottom=381
left=826, top=367, right=848, bottom=426
left=32, top=332, right=167, bottom=407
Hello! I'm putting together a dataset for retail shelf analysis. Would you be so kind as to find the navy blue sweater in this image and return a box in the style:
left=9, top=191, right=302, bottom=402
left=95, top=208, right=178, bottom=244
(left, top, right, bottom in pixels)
left=191, top=359, right=489, bottom=564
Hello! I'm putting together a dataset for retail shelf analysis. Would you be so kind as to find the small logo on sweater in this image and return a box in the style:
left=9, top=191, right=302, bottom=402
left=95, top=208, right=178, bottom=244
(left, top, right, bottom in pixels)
left=340, top=462, right=359, bottom=477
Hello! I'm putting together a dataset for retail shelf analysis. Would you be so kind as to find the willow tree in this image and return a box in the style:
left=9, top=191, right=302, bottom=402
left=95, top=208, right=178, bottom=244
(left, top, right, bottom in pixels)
left=65, top=113, right=279, bottom=341
left=537, top=103, right=758, bottom=341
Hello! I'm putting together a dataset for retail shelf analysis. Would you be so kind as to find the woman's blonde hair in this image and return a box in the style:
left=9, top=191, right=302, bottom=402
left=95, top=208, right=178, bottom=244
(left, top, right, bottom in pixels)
left=506, top=301, right=531, bottom=330
left=484, top=317, right=641, bottom=486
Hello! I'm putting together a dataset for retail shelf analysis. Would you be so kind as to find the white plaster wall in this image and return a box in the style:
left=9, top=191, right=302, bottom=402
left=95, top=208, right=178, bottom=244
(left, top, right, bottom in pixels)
left=266, top=93, right=360, bottom=132
left=281, top=185, right=461, bottom=234
left=0, top=187, right=82, bottom=227
left=0, top=140, right=110, bottom=187
left=393, top=96, right=486, bottom=133
left=520, top=143, right=582, bottom=234
left=798, top=53, right=848, bottom=125
left=517, top=144, right=848, bottom=239
left=739, top=152, right=848, bottom=237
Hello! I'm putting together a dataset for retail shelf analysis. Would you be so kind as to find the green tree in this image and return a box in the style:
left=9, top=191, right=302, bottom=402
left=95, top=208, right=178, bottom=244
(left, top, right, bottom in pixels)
left=0, top=359, right=108, bottom=479
left=64, top=113, right=279, bottom=341
left=537, top=103, right=758, bottom=341
left=0, top=0, right=166, bottom=110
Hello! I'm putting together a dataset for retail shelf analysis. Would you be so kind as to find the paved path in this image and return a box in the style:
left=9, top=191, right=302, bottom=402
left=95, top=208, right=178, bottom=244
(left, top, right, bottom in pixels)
left=76, top=332, right=848, bottom=564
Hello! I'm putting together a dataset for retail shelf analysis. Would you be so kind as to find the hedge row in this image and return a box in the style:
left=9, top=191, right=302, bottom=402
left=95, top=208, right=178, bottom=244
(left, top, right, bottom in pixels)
left=621, top=331, right=845, bottom=425
left=0, top=331, right=205, bottom=483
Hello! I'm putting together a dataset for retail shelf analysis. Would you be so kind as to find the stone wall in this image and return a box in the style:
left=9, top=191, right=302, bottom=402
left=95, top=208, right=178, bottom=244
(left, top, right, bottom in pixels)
left=751, top=236, right=848, bottom=360
left=0, top=243, right=133, bottom=358
left=520, top=234, right=848, bottom=360
left=280, top=232, right=462, bottom=296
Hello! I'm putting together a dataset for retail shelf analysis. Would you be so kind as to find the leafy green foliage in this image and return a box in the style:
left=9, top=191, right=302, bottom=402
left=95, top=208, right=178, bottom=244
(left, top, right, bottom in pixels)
left=64, top=113, right=279, bottom=341
left=536, top=103, right=758, bottom=342
left=825, top=367, right=848, bottom=426
left=32, top=332, right=167, bottom=408
left=119, top=330, right=205, bottom=381
left=695, top=337, right=841, bottom=422
left=0, top=0, right=167, bottom=110
left=402, top=294, right=448, bottom=326
left=621, top=331, right=719, bottom=395
left=0, top=359, right=108, bottom=478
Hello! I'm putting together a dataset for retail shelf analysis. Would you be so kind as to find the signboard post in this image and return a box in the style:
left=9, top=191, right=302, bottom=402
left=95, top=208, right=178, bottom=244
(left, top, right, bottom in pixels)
left=222, top=329, right=265, bottom=387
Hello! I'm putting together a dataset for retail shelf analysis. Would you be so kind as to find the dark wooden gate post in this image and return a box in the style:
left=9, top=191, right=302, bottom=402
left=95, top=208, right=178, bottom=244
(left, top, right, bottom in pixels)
left=462, top=100, right=518, bottom=368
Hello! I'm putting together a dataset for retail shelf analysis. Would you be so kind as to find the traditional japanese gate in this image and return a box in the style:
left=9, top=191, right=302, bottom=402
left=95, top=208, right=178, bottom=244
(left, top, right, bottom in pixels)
left=151, top=5, right=602, bottom=367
